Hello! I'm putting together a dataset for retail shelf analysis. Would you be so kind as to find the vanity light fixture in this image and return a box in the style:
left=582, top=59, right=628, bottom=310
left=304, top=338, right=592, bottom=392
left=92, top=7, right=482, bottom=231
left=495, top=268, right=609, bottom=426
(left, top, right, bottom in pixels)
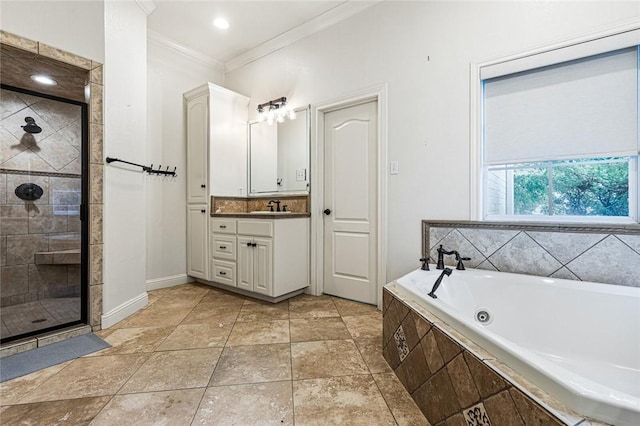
left=30, top=74, right=57, bottom=86
left=257, top=97, right=296, bottom=125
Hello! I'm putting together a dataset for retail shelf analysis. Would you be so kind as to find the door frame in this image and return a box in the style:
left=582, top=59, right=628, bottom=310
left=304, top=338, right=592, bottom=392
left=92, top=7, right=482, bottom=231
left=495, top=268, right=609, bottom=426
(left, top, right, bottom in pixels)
left=310, top=84, right=388, bottom=309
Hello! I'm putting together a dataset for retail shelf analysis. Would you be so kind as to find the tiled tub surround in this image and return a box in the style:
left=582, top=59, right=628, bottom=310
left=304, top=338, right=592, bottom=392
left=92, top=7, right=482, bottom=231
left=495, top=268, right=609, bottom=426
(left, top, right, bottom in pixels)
left=389, top=268, right=640, bottom=425
left=0, top=30, right=104, bottom=345
left=423, top=221, right=640, bottom=287
left=212, top=195, right=309, bottom=214
left=383, top=285, right=597, bottom=426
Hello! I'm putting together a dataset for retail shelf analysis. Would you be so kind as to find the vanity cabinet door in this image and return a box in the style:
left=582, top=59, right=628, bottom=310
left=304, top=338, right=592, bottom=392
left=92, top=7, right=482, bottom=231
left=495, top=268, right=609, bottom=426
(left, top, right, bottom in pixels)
left=187, top=204, right=209, bottom=279
left=252, top=237, right=273, bottom=296
left=237, top=236, right=254, bottom=291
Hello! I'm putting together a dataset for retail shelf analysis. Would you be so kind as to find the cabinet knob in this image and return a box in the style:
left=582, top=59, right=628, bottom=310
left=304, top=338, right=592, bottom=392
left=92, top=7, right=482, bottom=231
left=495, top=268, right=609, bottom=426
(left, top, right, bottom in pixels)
left=323, top=208, right=332, bottom=215
left=200, top=184, right=206, bottom=188
left=246, top=242, right=252, bottom=247
left=220, top=225, right=227, bottom=229
left=219, top=271, right=227, bottom=276
left=220, top=246, right=227, bottom=250
left=201, top=209, right=206, bottom=213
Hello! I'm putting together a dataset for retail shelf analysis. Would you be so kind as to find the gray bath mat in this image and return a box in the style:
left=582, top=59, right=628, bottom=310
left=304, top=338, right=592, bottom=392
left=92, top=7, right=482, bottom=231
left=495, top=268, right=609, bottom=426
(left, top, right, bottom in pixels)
left=0, top=333, right=111, bottom=382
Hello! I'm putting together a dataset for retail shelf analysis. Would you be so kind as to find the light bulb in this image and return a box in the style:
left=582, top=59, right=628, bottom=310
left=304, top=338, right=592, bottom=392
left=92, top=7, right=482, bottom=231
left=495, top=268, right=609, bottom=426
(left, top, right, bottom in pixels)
left=288, top=109, right=297, bottom=120
left=277, top=113, right=285, bottom=123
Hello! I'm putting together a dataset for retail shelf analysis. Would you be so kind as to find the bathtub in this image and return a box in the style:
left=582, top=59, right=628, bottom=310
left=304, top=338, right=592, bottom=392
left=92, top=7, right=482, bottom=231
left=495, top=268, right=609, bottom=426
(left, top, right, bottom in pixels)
left=393, top=267, right=640, bottom=426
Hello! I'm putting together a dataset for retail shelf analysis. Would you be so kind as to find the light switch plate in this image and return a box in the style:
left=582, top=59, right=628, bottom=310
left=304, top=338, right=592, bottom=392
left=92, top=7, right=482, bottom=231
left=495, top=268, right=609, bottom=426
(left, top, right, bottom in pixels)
left=296, top=169, right=307, bottom=181
left=390, top=161, right=399, bottom=175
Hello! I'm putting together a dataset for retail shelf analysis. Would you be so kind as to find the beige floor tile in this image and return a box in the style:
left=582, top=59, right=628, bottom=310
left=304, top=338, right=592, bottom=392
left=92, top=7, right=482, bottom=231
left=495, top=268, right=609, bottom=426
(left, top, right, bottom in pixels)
left=90, top=388, right=205, bottom=425
left=115, top=306, right=192, bottom=329
left=20, top=354, right=149, bottom=403
left=293, top=375, right=395, bottom=426
left=210, top=343, right=291, bottom=386
left=343, top=313, right=383, bottom=339
left=289, top=295, right=339, bottom=318
left=291, top=339, right=368, bottom=380
left=157, top=322, right=233, bottom=351
left=0, top=361, right=72, bottom=405
left=119, top=348, right=221, bottom=393
left=87, top=326, right=174, bottom=355
left=289, top=317, right=351, bottom=342
left=0, top=396, right=110, bottom=425
left=355, top=338, right=393, bottom=374
left=226, top=320, right=290, bottom=346
left=192, top=381, right=293, bottom=425
left=373, top=373, right=432, bottom=426
left=332, top=296, right=380, bottom=316
left=151, top=294, right=205, bottom=310
left=180, top=303, right=241, bottom=325
left=200, top=289, right=247, bottom=306
left=236, top=299, right=289, bottom=322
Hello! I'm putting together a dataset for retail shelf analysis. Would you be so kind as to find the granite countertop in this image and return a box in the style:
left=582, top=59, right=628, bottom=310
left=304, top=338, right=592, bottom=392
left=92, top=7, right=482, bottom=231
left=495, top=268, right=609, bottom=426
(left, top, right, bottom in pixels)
left=211, top=212, right=311, bottom=219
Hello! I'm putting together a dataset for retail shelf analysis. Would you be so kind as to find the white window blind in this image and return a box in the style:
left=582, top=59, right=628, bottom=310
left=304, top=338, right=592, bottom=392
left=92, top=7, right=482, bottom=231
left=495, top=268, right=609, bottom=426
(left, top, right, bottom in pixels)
left=483, top=46, right=638, bottom=165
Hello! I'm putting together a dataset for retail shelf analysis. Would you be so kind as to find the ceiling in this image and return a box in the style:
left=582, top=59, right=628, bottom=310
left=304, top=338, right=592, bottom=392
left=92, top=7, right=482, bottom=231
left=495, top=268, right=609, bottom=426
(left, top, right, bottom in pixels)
left=147, top=1, right=369, bottom=67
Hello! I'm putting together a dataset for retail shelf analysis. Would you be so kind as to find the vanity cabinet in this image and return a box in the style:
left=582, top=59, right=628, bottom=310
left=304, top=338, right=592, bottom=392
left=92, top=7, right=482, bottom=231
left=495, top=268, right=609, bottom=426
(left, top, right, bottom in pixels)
left=184, top=83, right=249, bottom=281
left=209, top=217, right=309, bottom=299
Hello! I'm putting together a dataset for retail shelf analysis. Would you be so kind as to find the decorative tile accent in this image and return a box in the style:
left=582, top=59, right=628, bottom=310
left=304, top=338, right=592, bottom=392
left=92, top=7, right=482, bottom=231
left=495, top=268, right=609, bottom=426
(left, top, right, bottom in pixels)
left=393, top=325, right=410, bottom=362
left=0, top=30, right=38, bottom=53
left=488, top=232, right=562, bottom=276
left=89, top=83, right=103, bottom=124
left=90, top=124, right=103, bottom=164
left=463, top=402, right=492, bottom=426
left=90, top=65, right=103, bottom=85
left=566, top=236, right=640, bottom=287
left=90, top=244, right=103, bottom=285
left=38, top=42, right=92, bottom=70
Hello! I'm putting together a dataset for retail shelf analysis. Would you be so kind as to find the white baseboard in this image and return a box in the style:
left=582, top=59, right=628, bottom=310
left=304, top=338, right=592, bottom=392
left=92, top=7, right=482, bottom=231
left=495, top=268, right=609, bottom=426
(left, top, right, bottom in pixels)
left=146, top=274, right=194, bottom=291
left=101, top=292, right=149, bottom=329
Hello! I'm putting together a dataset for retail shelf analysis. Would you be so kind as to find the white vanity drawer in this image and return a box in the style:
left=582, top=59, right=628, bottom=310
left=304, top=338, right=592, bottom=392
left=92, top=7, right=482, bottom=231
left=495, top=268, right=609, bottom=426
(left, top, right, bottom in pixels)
left=211, top=234, right=236, bottom=260
left=237, top=220, right=273, bottom=237
left=211, top=259, right=236, bottom=287
left=211, top=218, right=236, bottom=234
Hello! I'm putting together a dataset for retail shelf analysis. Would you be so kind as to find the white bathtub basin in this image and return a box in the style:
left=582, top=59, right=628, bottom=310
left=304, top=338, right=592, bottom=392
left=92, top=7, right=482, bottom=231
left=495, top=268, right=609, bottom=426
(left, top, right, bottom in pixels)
left=392, top=267, right=640, bottom=425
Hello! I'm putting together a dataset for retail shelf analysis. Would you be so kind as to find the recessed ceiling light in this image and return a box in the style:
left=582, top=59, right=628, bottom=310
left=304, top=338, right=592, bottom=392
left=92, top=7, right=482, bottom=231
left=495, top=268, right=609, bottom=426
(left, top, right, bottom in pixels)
left=30, top=74, right=57, bottom=86
left=213, top=17, right=230, bottom=30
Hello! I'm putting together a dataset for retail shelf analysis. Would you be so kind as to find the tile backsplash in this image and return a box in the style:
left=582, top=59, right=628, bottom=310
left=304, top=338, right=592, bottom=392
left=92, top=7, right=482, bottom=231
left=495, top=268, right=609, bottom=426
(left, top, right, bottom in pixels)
left=423, top=221, right=640, bottom=287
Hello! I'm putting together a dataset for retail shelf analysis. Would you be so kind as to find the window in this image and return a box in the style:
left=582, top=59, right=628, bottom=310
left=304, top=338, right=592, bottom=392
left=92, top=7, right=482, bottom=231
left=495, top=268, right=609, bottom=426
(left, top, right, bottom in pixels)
left=478, top=29, right=639, bottom=222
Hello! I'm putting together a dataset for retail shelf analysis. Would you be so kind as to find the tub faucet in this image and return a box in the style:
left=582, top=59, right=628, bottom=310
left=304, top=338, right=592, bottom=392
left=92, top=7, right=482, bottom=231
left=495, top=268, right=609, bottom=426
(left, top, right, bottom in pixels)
left=436, top=245, right=470, bottom=270
left=428, top=268, right=452, bottom=299
left=419, top=257, right=430, bottom=271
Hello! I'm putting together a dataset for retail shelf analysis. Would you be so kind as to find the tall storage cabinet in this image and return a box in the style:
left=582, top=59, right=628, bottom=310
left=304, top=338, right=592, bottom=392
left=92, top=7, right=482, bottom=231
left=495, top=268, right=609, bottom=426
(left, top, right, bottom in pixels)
left=184, top=83, right=249, bottom=280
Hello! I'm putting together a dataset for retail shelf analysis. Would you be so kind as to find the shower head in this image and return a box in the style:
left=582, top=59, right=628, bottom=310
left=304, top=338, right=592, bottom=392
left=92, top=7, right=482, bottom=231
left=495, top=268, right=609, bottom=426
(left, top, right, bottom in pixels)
left=22, top=117, right=42, bottom=134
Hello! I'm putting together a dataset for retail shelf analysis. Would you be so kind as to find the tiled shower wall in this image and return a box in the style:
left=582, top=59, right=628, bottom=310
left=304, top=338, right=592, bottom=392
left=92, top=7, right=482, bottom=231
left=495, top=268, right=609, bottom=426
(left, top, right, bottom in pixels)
left=423, top=221, right=640, bottom=287
left=1, top=88, right=82, bottom=307
left=1, top=30, right=104, bottom=331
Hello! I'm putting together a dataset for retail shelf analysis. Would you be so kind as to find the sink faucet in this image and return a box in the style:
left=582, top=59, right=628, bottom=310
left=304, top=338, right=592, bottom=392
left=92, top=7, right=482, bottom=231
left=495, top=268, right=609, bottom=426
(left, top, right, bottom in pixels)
left=268, top=200, right=281, bottom=212
left=436, top=245, right=470, bottom=270
left=428, top=267, right=452, bottom=299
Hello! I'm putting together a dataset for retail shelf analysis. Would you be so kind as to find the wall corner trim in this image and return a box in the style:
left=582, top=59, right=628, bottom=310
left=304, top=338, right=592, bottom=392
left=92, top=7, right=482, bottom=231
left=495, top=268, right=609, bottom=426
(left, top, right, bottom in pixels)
left=146, top=274, right=195, bottom=291
left=101, top=292, right=149, bottom=329
left=135, top=0, right=157, bottom=16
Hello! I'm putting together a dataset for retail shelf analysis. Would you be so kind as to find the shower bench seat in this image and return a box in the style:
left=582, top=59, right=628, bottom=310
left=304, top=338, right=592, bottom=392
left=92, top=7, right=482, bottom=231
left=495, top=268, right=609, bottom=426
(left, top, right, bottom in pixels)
left=34, top=249, right=81, bottom=265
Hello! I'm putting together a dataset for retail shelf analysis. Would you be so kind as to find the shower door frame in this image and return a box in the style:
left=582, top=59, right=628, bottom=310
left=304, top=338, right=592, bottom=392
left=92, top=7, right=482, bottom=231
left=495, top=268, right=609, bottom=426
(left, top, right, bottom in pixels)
left=0, top=84, right=89, bottom=343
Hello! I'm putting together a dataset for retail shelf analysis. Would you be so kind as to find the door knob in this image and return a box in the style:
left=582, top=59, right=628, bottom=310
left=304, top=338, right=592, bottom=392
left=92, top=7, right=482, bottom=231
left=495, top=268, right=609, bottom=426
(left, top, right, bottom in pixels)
left=323, top=209, right=332, bottom=215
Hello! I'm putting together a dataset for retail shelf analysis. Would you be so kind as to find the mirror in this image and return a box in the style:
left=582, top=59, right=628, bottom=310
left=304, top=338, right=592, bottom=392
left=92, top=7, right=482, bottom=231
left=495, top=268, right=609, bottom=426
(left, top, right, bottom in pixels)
left=249, top=105, right=310, bottom=195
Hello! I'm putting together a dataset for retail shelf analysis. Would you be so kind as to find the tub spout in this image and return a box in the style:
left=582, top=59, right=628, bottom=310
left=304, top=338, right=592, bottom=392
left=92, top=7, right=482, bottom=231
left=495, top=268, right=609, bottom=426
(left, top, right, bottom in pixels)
left=428, top=268, right=452, bottom=298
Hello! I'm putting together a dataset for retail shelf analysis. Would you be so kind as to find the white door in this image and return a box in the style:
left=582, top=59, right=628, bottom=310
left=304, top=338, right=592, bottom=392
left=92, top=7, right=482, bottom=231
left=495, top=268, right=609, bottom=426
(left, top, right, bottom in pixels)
left=323, top=101, right=377, bottom=304
left=187, top=204, right=208, bottom=279
left=252, top=237, right=273, bottom=296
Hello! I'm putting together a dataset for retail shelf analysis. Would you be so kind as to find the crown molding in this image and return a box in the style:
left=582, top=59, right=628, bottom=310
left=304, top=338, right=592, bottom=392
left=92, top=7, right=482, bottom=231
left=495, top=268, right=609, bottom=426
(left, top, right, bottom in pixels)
left=224, top=0, right=381, bottom=73
left=135, top=0, right=156, bottom=16
left=147, top=30, right=225, bottom=73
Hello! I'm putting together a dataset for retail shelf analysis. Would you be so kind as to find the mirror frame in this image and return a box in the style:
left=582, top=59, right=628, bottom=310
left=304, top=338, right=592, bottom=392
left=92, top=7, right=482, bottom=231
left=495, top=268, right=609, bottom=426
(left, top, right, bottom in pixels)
left=247, top=105, right=311, bottom=197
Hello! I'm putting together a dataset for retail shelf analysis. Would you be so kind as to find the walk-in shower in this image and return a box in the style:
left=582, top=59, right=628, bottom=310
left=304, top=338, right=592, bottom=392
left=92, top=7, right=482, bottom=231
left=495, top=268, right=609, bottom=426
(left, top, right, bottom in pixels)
left=1, top=84, right=88, bottom=343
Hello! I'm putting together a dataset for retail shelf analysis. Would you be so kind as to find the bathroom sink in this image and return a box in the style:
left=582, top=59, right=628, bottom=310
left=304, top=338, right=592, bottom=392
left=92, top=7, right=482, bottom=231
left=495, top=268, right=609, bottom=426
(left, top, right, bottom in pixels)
left=249, top=211, right=292, bottom=214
